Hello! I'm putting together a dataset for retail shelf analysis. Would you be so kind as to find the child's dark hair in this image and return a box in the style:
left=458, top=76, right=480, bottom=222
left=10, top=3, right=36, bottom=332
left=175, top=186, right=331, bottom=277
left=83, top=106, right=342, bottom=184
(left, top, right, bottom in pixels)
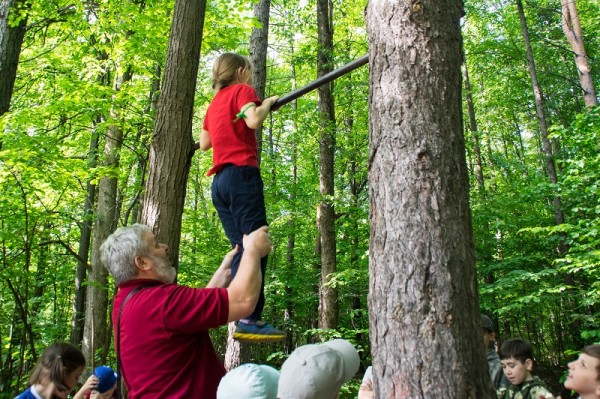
left=29, top=342, right=86, bottom=392
left=211, top=53, right=252, bottom=90
left=582, top=344, right=600, bottom=382
left=499, top=338, right=534, bottom=364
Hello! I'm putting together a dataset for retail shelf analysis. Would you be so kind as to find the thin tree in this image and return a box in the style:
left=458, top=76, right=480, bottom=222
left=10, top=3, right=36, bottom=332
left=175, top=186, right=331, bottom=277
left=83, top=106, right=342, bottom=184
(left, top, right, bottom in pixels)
left=84, top=68, right=132, bottom=366
left=366, top=0, right=495, bottom=396
left=316, top=0, right=338, bottom=331
left=223, top=0, right=272, bottom=369
left=561, top=0, right=597, bottom=108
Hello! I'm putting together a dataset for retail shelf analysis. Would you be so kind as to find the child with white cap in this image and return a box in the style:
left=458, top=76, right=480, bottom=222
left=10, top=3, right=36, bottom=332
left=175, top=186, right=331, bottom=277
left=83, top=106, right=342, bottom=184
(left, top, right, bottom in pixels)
left=277, top=339, right=360, bottom=399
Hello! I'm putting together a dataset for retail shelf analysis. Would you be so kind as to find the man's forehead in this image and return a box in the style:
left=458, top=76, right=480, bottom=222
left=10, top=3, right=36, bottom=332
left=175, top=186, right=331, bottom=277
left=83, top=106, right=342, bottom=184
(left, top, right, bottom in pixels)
left=142, top=230, right=156, bottom=242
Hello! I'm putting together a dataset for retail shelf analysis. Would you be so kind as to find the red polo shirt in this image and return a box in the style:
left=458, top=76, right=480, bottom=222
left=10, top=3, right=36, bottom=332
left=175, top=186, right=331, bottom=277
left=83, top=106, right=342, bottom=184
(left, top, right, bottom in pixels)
left=112, top=279, right=229, bottom=399
left=203, top=83, right=262, bottom=176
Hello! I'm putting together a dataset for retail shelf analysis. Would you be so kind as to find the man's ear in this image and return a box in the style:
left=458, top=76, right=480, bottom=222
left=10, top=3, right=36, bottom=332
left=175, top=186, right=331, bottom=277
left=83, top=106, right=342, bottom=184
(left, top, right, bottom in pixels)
left=525, top=358, right=534, bottom=371
left=134, top=256, right=151, bottom=271
left=490, top=332, right=497, bottom=342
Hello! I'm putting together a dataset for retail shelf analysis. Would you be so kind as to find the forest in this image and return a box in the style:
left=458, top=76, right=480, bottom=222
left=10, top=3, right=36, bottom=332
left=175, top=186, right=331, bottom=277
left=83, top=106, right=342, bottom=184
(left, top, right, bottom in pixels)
left=0, top=0, right=598, bottom=397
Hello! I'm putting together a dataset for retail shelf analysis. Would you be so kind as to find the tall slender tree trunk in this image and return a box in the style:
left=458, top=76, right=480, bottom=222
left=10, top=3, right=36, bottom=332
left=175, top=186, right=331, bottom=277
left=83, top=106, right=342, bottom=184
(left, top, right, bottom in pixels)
left=366, top=0, right=495, bottom=397
left=518, top=0, right=585, bottom=353
left=462, top=63, right=485, bottom=195
left=71, top=129, right=99, bottom=345
left=223, top=0, right=272, bottom=369
left=561, top=0, right=597, bottom=108
left=516, top=0, right=564, bottom=226
left=316, top=0, right=338, bottom=331
left=250, top=0, right=271, bottom=162
left=83, top=70, right=132, bottom=366
left=141, top=0, right=206, bottom=266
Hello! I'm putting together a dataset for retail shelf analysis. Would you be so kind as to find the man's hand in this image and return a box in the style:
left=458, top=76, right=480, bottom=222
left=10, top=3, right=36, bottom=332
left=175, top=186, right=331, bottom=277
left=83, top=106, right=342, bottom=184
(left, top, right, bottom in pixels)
left=226, top=226, right=272, bottom=322
left=242, top=226, right=272, bottom=259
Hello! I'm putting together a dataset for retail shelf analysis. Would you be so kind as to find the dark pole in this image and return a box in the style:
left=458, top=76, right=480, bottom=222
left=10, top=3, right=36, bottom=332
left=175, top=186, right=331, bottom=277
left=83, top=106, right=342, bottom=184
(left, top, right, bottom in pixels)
left=271, top=54, right=368, bottom=111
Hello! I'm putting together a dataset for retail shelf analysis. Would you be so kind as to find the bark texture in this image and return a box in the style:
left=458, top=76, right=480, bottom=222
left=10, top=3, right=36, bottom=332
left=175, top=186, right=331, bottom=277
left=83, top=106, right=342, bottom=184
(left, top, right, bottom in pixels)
left=249, top=0, right=271, bottom=162
left=0, top=0, right=29, bottom=119
left=316, top=0, right=338, bottom=331
left=366, top=0, right=495, bottom=397
left=561, top=0, right=597, bottom=108
left=141, top=0, right=206, bottom=266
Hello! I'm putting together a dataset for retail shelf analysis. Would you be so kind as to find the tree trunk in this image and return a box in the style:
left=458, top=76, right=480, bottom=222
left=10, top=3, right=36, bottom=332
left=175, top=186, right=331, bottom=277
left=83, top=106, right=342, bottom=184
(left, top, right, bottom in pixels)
left=316, top=0, right=338, bottom=331
left=222, top=0, right=272, bottom=366
left=141, top=0, right=206, bottom=267
left=83, top=69, right=132, bottom=365
left=0, top=0, right=30, bottom=150
left=561, top=0, right=597, bottom=108
left=249, top=0, right=271, bottom=162
left=462, top=63, right=485, bottom=195
left=0, top=0, right=29, bottom=116
left=71, top=129, right=99, bottom=345
left=366, top=0, right=495, bottom=397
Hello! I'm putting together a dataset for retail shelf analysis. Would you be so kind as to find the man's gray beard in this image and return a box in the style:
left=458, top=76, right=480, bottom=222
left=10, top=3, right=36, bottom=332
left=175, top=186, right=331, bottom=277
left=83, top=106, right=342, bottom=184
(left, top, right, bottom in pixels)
left=150, top=254, right=176, bottom=283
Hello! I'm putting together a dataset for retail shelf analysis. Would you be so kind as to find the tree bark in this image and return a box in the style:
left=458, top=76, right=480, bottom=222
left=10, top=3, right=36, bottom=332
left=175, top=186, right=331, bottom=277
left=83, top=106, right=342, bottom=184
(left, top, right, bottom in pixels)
left=462, top=63, right=485, bottom=195
left=0, top=0, right=30, bottom=150
left=83, top=70, right=131, bottom=366
left=71, top=129, right=98, bottom=345
left=366, top=0, right=495, bottom=397
left=249, top=0, right=271, bottom=162
left=141, top=0, right=206, bottom=267
left=561, top=0, right=597, bottom=108
left=316, top=0, right=338, bottom=331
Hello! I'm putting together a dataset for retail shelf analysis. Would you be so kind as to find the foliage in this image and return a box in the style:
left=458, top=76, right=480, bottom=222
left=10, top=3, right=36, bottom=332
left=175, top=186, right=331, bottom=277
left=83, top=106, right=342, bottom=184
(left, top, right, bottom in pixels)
left=0, top=0, right=597, bottom=396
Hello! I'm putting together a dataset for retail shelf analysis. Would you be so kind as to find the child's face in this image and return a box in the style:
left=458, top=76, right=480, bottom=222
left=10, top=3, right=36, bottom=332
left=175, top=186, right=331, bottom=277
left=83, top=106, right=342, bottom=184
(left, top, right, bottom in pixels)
left=564, top=353, right=600, bottom=396
left=53, top=365, right=84, bottom=398
left=500, top=357, right=533, bottom=385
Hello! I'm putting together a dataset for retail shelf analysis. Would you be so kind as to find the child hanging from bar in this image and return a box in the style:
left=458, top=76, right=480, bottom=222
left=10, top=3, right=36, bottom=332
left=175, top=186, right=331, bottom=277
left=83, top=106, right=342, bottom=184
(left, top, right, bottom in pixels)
left=199, top=52, right=284, bottom=343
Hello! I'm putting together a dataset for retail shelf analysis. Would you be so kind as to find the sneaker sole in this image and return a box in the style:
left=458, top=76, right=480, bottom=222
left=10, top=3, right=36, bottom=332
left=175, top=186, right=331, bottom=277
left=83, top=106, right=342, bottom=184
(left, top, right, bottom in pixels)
left=233, top=332, right=286, bottom=343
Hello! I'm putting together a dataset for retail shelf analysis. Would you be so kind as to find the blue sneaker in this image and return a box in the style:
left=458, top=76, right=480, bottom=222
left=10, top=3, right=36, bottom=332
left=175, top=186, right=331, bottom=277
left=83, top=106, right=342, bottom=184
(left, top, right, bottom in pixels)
left=233, top=320, right=286, bottom=343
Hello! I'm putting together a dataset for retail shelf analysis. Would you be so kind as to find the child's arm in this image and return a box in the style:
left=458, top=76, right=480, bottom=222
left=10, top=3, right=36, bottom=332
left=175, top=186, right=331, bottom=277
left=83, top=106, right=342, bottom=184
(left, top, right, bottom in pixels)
left=199, top=129, right=212, bottom=151
left=242, top=95, right=279, bottom=129
left=72, top=375, right=98, bottom=399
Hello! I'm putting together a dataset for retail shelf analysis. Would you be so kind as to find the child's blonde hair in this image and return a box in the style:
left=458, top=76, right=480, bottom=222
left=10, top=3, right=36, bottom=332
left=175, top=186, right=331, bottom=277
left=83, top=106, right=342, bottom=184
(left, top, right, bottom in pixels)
left=29, top=342, right=86, bottom=392
left=211, top=53, right=252, bottom=90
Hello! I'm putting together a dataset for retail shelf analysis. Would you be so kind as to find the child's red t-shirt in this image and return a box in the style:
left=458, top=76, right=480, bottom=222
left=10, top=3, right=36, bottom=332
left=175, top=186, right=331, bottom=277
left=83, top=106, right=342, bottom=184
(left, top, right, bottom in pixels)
left=203, top=83, right=262, bottom=176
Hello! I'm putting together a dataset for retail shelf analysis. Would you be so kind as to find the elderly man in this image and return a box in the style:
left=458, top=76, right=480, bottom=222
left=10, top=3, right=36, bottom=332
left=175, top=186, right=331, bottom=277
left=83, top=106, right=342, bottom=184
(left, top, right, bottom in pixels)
left=100, top=224, right=271, bottom=399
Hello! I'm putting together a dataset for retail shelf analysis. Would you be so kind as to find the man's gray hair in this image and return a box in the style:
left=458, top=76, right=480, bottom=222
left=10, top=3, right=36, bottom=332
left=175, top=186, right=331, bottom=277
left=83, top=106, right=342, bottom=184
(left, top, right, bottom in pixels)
left=100, top=224, right=153, bottom=285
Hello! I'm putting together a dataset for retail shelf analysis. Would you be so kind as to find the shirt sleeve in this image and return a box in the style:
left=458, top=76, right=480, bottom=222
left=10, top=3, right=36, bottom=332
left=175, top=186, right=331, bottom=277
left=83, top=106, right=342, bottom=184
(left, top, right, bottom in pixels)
left=161, top=285, right=229, bottom=333
left=236, top=84, right=262, bottom=109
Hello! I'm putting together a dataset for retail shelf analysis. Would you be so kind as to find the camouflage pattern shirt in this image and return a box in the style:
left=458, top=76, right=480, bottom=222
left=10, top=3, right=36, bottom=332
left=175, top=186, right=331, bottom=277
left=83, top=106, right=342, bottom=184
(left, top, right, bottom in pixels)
left=497, top=376, right=555, bottom=399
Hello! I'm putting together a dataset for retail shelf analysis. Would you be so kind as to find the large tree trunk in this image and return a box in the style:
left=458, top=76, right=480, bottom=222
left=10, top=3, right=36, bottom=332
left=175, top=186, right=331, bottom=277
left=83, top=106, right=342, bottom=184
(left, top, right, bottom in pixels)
left=561, top=0, right=597, bottom=108
left=316, top=0, right=337, bottom=331
left=140, top=0, right=206, bottom=266
left=366, top=0, right=495, bottom=397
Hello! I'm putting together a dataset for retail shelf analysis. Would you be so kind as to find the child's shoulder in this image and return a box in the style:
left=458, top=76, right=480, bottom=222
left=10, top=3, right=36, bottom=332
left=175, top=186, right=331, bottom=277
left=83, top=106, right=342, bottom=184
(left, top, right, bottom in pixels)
left=526, top=376, right=554, bottom=399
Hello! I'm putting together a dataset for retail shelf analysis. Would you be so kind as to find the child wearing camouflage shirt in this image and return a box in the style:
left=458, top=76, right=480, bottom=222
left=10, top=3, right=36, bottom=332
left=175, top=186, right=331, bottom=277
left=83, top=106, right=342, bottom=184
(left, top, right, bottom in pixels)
left=497, top=338, right=554, bottom=399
